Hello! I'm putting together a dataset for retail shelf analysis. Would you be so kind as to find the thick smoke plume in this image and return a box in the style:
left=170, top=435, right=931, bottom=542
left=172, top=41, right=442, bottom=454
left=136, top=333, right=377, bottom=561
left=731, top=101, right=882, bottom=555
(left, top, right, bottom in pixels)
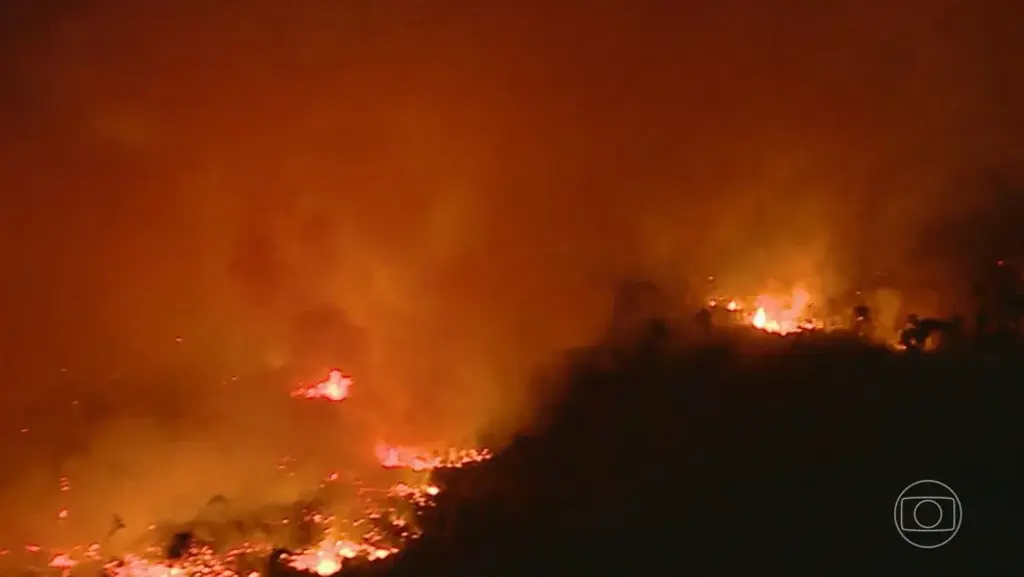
left=0, top=0, right=1021, bottom=548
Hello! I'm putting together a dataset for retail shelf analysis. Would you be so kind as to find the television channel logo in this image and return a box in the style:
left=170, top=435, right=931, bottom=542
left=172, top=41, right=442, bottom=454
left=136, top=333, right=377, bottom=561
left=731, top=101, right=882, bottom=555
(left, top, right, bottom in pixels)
left=894, top=479, right=962, bottom=549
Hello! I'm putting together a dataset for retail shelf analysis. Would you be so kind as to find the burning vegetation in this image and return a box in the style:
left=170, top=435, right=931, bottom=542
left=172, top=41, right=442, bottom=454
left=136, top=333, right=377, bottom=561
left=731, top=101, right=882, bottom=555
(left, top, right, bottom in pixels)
left=707, top=286, right=822, bottom=336
left=13, top=370, right=490, bottom=577
left=696, top=261, right=1024, bottom=350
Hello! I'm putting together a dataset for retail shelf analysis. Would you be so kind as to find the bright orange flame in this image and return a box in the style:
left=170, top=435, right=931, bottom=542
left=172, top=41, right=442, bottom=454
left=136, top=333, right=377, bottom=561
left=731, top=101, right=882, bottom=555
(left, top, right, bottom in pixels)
left=315, top=558, right=341, bottom=575
left=286, top=538, right=394, bottom=575
left=291, top=370, right=352, bottom=402
left=752, top=307, right=767, bottom=328
left=747, top=286, right=820, bottom=335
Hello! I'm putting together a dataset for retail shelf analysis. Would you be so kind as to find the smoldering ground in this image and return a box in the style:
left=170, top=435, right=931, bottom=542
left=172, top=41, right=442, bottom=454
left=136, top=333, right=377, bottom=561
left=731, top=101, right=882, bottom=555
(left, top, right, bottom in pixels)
left=0, top=0, right=1022, bottom=550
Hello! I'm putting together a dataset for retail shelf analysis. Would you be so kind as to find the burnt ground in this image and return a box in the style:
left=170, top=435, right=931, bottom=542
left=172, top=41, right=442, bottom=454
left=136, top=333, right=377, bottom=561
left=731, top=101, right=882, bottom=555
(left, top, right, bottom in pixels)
left=262, top=328, right=1022, bottom=577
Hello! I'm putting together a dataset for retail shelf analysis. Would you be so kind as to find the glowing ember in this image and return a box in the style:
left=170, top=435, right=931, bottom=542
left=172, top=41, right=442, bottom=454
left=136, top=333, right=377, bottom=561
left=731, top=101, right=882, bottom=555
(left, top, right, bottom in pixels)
left=292, top=370, right=352, bottom=402
left=389, top=482, right=441, bottom=503
left=375, top=442, right=492, bottom=471
left=101, top=544, right=265, bottom=577
left=285, top=538, right=394, bottom=575
left=49, top=553, right=77, bottom=569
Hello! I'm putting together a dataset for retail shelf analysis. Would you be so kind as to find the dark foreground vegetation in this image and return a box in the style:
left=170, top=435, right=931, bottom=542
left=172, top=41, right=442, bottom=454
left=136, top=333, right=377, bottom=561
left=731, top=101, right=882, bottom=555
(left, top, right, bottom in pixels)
left=258, top=327, right=1021, bottom=577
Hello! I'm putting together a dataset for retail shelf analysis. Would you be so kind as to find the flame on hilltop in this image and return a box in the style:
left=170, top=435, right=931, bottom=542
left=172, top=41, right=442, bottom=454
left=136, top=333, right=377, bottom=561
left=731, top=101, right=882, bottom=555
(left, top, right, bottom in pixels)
left=750, top=287, right=818, bottom=335
left=710, top=285, right=822, bottom=336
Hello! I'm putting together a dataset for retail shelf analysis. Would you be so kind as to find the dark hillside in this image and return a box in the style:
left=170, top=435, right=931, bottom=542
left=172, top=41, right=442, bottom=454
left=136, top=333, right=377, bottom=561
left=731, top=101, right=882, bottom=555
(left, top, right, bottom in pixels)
left=276, top=330, right=1022, bottom=576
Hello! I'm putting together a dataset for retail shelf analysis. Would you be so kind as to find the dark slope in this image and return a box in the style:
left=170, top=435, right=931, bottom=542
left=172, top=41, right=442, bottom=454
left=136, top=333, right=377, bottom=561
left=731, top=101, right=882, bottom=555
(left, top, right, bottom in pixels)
left=271, top=330, right=1021, bottom=577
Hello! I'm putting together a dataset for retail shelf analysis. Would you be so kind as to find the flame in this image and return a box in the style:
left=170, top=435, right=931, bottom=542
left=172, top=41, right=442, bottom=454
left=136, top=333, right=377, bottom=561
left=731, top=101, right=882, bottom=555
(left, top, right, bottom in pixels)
left=284, top=538, right=391, bottom=575
left=375, top=442, right=491, bottom=471
left=291, top=369, right=352, bottom=402
left=752, top=307, right=767, bottom=328
left=744, top=287, right=821, bottom=335
left=708, top=284, right=822, bottom=336
left=315, top=558, right=340, bottom=575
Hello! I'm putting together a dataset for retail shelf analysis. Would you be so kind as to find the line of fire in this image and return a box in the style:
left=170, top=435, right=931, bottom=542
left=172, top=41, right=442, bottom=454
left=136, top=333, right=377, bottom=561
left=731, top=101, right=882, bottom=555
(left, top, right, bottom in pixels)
left=691, top=258, right=1024, bottom=351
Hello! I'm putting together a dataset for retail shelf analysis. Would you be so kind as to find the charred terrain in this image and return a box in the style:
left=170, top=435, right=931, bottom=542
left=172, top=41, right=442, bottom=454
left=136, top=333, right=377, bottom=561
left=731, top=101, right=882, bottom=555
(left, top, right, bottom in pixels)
left=247, top=326, right=1017, bottom=576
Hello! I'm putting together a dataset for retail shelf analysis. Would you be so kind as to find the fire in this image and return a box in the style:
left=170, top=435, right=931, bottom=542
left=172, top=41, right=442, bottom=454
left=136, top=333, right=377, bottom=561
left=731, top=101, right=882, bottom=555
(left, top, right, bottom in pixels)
left=285, top=538, right=393, bottom=576
left=291, top=370, right=352, bottom=402
left=752, top=307, right=767, bottom=328
left=375, top=442, right=492, bottom=471
left=709, top=284, right=822, bottom=336
left=13, top=367, right=490, bottom=576
left=103, top=545, right=266, bottom=577
left=748, top=287, right=818, bottom=335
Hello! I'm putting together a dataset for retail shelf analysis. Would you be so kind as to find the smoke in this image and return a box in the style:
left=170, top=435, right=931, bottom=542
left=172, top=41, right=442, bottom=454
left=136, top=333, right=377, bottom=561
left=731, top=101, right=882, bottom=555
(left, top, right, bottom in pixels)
left=0, top=0, right=1021, bottom=547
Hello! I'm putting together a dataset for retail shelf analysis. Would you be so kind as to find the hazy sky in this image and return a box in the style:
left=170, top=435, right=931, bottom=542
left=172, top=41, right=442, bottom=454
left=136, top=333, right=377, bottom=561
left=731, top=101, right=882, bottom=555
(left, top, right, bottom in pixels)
left=0, top=0, right=1021, bottom=544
